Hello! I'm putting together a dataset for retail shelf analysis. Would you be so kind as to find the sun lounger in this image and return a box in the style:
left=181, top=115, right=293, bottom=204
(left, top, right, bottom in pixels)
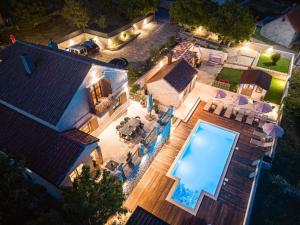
left=224, top=105, right=233, bottom=118
left=245, top=112, right=255, bottom=125
left=235, top=109, right=245, bottom=122
left=204, top=100, right=213, bottom=112
left=214, top=102, right=224, bottom=115
left=253, top=130, right=267, bottom=137
left=250, top=138, right=273, bottom=148
left=258, top=115, right=268, bottom=128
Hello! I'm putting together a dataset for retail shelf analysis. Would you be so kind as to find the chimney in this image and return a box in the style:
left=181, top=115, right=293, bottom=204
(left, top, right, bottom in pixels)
left=20, top=53, right=35, bottom=76
left=48, top=40, right=58, bottom=49
left=167, top=50, right=173, bottom=65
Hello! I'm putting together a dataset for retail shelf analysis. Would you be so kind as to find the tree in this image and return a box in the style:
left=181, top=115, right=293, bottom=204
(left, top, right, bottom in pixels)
left=170, top=0, right=217, bottom=28
left=170, top=0, right=256, bottom=43
left=0, top=152, right=60, bottom=225
left=96, top=15, right=107, bottom=30
left=62, top=0, right=89, bottom=28
left=211, top=2, right=256, bottom=42
left=62, top=166, right=126, bottom=225
left=120, top=0, right=159, bottom=20
left=271, top=52, right=281, bottom=65
left=10, top=0, right=49, bottom=27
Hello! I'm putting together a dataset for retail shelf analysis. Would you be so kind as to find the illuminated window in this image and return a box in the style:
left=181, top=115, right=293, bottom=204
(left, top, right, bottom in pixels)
left=69, top=163, right=84, bottom=182
left=89, top=81, right=103, bottom=106
left=80, top=122, right=92, bottom=134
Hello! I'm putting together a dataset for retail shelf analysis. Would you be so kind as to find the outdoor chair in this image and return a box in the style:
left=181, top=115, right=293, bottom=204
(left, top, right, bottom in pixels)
left=120, top=121, right=126, bottom=126
left=116, top=125, right=122, bottom=130
left=135, top=116, right=141, bottom=120
left=235, top=109, right=245, bottom=122
left=245, top=112, right=255, bottom=125
left=250, top=138, right=273, bottom=148
left=258, top=115, right=268, bottom=128
left=213, top=102, right=224, bottom=115
left=124, top=117, right=130, bottom=122
left=253, top=130, right=267, bottom=138
left=203, top=100, right=213, bottom=112
left=253, top=130, right=273, bottom=141
left=224, top=105, right=233, bottom=119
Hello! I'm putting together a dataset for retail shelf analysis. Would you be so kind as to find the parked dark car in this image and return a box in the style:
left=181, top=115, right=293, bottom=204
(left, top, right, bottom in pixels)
left=108, top=58, right=129, bottom=69
left=82, top=39, right=100, bottom=55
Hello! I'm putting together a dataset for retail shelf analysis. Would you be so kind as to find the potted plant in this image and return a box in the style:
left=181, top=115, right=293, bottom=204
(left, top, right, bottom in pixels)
left=126, top=152, right=134, bottom=169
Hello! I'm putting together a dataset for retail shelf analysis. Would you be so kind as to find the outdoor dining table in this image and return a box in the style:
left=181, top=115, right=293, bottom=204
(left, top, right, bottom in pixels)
left=118, top=118, right=141, bottom=137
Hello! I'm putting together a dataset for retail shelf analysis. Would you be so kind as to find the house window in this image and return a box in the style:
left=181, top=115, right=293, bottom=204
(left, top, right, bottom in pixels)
left=109, top=92, right=127, bottom=116
left=90, top=150, right=99, bottom=168
left=81, top=122, right=92, bottom=133
left=256, top=86, right=263, bottom=93
left=80, top=117, right=99, bottom=134
left=89, top=81, right=103, bottom=106
left=69, top=163, right=84, bottom=182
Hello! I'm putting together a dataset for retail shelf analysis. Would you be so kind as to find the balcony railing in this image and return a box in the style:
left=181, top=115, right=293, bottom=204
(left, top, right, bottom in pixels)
left=94, top=95, right=118, bottom=115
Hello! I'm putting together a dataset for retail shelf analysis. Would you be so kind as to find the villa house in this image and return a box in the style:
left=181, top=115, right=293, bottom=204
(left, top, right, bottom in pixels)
left=0, top=40, right=128, bottom=133
left=260, top=6, right=300, bottom=48
left=0, top=40, right=128, bottom=197
left=146, top=59, right=198, bottom=108
left=238, top=69, right=272, bottom=100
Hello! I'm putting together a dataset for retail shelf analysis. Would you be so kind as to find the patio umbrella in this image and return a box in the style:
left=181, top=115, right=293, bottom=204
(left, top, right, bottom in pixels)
left=232, top=95, right=248, bottom=105
left=262, top=123, right=284, bottom=137
left=147, top=94, right=153, bottom=116
left=214, top=89, right=227, bottom=99
left=254, top=101, right=272, bottom=113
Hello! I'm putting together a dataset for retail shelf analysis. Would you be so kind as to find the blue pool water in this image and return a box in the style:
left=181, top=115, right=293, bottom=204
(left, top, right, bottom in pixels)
left=170, top=121, right=237, bottom=210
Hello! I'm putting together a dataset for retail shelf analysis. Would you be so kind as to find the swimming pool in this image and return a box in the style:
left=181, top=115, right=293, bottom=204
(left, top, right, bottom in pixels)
left=166, top=120, right=239, bottom=215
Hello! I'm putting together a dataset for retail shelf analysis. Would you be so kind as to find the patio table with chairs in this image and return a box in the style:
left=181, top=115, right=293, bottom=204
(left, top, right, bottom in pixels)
left=117, top=117, right=144, bottom=141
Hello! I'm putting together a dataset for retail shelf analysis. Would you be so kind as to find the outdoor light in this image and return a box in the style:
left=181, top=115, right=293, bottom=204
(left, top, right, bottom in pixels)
left=159, top=60, right=164, bottom=68
left=89, top=71, right=98, bottom=85
left=265, top=46, right=274, bottom=55
left=93, top=36, right=99, bottom=43
left=108, top=38, right=112, bottom=46
left=143, top=19, right=149, bottom=29
left=69, top=39, right=74, bottom=47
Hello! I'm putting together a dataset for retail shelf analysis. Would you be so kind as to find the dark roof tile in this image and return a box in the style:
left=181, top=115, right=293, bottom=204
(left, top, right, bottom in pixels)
left=0, top=104, right=98, bottom=186
left=147, top=59, right=197, bottom=92
left=0, top=41, right=114, bottom=126
left=239, top=69, right=272, bottom=90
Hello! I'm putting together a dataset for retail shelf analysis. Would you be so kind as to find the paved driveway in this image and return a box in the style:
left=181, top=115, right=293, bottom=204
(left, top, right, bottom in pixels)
left=94, top=21, right=178, bottom=67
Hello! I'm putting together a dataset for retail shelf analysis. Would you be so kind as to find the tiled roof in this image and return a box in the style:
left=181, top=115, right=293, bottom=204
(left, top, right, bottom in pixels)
left=63, top=129, right=99, bottom=145
left=239, top=69, right=272, bottom=90
left=0, top=41, right=114, bottom=126
left=126, top=207, right=170, bottom=225
left=0, top=104, right=99, bottom=186
left=147, top=59, right=197, bottom=93
left=287, top=6, right=300, bottom=32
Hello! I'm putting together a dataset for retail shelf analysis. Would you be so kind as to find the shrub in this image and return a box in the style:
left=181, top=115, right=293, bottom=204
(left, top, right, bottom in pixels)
left=96, top=15, right=107, bottom=30
left=271, top=52, right=281, bottom=65
left=130, top=84, right=140, bottom=93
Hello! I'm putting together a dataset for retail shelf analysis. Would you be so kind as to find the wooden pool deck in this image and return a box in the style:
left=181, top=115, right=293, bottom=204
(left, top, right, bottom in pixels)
left=124, top=101, right=267, bottom=225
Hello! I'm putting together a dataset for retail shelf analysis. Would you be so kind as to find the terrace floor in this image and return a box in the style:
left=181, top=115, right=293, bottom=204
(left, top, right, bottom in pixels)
left=92, top=101, right=158, bottom=164
left=125, top=101, right=269, bottom=225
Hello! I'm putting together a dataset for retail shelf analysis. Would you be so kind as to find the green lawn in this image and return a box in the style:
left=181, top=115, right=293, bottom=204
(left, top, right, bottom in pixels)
left=216, top=68, right=243, bottom=91
left=264, top=78, right=286, bottom=104
left=257, top=53, right=290, bottom=73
